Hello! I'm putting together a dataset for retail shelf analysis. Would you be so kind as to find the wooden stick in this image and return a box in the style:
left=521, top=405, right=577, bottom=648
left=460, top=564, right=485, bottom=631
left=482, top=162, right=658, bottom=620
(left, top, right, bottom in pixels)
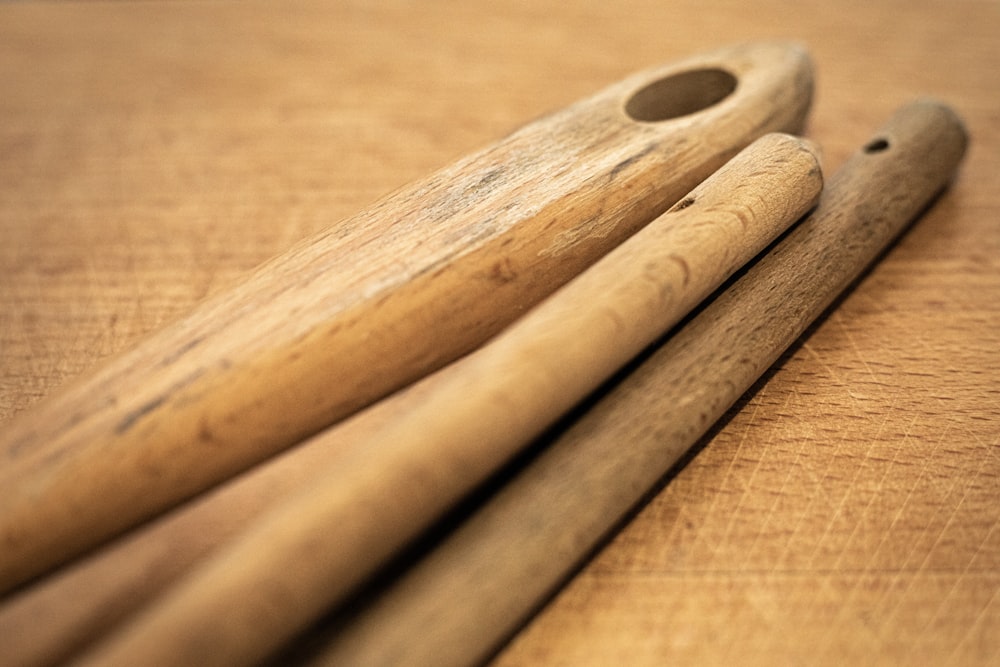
left=0, top=42, right=814, bottom=593
left=73, top=133, right=823, bottom=667
left=279, top=99, right=969, bottom=667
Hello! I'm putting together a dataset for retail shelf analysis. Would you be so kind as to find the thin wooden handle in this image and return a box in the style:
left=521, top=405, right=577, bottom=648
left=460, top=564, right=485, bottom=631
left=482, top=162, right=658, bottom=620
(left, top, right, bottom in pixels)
left=0, top=42, right=814, bottom=592
left=75, top=133, right=823, bottom=667
left=288, top=99, right=967, bottom=667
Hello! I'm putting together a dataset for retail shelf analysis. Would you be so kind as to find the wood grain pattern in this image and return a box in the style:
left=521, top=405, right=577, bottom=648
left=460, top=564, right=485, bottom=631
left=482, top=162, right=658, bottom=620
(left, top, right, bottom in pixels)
left=1, top=1, right=997, bottom=665
left=278, top=99, right=965, bottom=667
left=74, top=134, right=822, bottom=667
left=0, top=41, right=814, bottom=593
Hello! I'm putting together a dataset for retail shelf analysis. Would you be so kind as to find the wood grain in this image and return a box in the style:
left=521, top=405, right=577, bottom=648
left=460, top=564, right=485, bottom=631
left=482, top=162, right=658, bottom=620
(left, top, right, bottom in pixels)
left=0, top=41, right=814, bottom=593
left=1, top=1, right=997, bottom=665
left=279, top=99, right=965, bottom=667
left=74, top=134, right=822, bottom=667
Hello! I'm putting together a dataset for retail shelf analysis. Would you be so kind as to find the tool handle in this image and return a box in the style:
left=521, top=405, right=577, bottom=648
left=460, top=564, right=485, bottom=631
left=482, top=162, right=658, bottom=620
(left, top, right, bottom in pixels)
left=77, top=132, right=822, bottom=667
left=311, top=99, right=968, bottom=667
left=0, top=42, right=814, bottom=592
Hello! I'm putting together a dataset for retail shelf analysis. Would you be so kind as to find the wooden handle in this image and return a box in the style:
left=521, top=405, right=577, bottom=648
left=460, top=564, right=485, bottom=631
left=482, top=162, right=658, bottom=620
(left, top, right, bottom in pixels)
left=0, top=42, right=813, bottom=592
left=286, top=100, right=967, bottom=667
left=74, top=133, right=823, bottom=667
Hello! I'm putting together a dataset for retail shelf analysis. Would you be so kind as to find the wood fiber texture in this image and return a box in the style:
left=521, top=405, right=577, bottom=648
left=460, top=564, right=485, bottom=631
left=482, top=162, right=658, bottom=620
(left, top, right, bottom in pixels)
left=1, top=1, right=998, bottom=666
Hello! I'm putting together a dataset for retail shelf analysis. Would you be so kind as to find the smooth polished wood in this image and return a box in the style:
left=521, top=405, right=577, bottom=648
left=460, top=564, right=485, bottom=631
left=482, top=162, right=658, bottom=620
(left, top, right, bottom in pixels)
left=1, top=1, right=997, bottom=666
left=0, top=40, right=814, bottom=593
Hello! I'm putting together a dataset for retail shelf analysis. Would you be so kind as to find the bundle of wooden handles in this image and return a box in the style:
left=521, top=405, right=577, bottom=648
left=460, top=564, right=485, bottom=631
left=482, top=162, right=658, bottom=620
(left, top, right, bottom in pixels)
left=0, top=42, right=967, bottom=667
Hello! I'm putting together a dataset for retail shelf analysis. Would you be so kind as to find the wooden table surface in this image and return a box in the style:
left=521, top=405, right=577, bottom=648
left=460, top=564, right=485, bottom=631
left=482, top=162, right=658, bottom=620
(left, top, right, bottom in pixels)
left=1, top=1, right=997, bottom=665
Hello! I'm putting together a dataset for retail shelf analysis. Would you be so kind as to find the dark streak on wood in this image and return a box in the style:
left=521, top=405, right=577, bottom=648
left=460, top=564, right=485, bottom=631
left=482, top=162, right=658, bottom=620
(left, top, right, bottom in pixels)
left=114, top=367, right=211, bottom=434
left=609, top=141, right=659, bottom=180
left=115, top=395, right=168, bottom=436
left=159, top=335, right=207, bottom=367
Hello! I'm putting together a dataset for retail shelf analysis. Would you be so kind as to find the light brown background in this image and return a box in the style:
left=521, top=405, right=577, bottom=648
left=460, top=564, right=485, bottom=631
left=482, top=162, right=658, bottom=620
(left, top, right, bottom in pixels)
left=2, top=1, right=998, bottom=665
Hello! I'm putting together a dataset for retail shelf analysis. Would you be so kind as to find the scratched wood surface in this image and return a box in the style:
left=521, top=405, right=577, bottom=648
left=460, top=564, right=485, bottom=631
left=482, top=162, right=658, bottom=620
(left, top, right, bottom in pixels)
left=0, top=1, right=997, bottom=666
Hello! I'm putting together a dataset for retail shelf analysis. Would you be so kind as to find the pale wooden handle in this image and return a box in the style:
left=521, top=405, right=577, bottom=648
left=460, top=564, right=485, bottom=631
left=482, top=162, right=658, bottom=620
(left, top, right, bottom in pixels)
left=76, top=133, right=822, bottom=667
left=295, top=100, right=968, bottom=667
left=0, top=42, right=814, bottom=592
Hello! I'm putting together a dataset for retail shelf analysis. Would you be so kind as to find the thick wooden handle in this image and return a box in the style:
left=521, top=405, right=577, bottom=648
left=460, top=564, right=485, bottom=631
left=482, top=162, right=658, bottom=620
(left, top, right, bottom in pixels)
left=294, top=100, right=967, bottom=667
left=75, top=133, right=822, bottom=667
left=0, top=42, right=813, bottom=592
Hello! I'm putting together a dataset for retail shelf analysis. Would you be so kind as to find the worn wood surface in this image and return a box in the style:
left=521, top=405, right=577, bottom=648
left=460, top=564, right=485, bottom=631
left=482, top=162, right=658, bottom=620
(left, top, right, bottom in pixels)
left=279, top=100, right=966, bottom=667
left=0, top=38, right=814, bottom=594
left=74, top=134, right=822, bottom=667
left=1, top=1, right=998, bottom=665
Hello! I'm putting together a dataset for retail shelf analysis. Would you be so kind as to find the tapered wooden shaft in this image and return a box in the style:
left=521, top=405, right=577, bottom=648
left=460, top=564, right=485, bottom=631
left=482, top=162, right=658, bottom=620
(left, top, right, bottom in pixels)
left=287, top=100, right=967, bottom=667
left=75, top=133, right=822, bottom=667
left=0, top=42, right=814, bottom=592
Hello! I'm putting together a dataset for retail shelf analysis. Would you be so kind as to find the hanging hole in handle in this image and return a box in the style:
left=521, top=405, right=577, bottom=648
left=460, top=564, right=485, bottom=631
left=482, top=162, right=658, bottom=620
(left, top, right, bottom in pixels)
left=864, top=138, right=890, bottom=153
left=624, top=68, right=738, bottom=122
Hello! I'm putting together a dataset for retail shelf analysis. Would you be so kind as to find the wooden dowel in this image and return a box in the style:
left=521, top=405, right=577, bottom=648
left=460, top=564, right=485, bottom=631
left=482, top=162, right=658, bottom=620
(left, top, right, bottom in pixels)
left=279, top=99, right=968, bottom=667
left=0, top=42, right=814, bottom=593
left=74, top=133, right=823, bottom=667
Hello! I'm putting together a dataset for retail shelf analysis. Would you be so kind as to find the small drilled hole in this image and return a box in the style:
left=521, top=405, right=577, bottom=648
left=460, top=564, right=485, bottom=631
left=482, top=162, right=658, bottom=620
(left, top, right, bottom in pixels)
left=864, top=138, right=890, bottom=153
left=625, top=68, right=737, bottom=122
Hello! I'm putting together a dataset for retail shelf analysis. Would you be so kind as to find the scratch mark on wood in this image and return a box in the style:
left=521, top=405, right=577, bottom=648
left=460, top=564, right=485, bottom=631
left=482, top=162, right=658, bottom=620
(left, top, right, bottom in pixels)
left=609, top=142, right=659, bottom=180
left=159, top=335, right=207, bottom=367
left=115, top=396, right=168, bottom=435
left=671, top=196, right=697, bottom=212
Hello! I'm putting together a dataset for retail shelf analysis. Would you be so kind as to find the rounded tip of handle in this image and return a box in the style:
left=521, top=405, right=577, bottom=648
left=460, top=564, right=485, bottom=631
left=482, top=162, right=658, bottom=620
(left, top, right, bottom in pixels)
left=904, top=97, right=970, bottom=146
left=866, top=98, right=970, bottom=173
left=751, top=132, right=825, bottom=172
left=614, top=40, right=816, bottom=138
left=798, top=135, right=825, bottom=171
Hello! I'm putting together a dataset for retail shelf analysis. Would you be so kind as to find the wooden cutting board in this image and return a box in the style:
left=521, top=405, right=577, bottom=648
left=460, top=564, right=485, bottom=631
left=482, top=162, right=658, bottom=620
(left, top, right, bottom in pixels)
left=1, top=1, right=998, bottom=665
